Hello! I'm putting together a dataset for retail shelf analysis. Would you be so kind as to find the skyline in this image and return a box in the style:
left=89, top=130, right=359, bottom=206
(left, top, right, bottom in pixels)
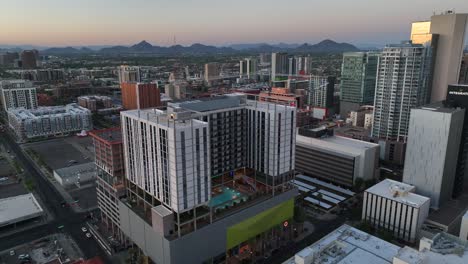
left=1, top=0, right=467, bottom=47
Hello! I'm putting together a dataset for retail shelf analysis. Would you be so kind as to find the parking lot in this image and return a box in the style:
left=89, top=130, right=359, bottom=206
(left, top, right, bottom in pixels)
left=24, top=137, right=94, bottom=170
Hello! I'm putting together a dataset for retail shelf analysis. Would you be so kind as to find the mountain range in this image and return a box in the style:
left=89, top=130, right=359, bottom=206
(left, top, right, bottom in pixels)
left=1, top=39, right=360, bottom=55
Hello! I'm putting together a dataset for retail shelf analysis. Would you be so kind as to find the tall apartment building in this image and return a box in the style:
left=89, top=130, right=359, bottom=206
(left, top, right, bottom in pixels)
left=121, top=82, right=161, bottom=110
left=372, top=42, right=435, bottom=142
left=460, top=54, right=468, bottom=84
left=117, top=65, right=141, bottom=84
left=204, top=62, right=220, bottom=82
left=362, top=179, right=430, bottom=242
left=403, top=103, right=465, bottom=209
left=428, top=12, right=468, bottom=102
left=309, top=76, right=336, bottom=109
left=8, top=104, right=92, bottom=142
left=239, top=58, right=257, bottom=79
left=340, top=52, right=380, bottom=116
left=89, top=128, right=126, bottom=244
left=20, top=50, right=38, bottom=69
left=271, top=52, right=289, bottom=81
left=0, top=80, right=37, bottom=111
left=259, top=53, right=271, bottom=65
left=119, top=94, right=297, bottom=263
left=293, top=56, right=312, bottom=75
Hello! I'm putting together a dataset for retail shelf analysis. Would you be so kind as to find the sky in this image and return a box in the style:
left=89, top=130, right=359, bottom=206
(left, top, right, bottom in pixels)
left=0, top=0, right=467, bottom=47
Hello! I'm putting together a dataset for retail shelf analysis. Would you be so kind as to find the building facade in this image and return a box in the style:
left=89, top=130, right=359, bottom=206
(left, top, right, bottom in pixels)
left=372, top=42, right=434, bottom=142
left=117, top=65, right=141, bottom=84
left=204, top=62, right=220, bottom=82
left=309, top=76, right=335, bottom=109
left=20, top=50, right=38, bottom=69
left=296, top=128, right=379, bottom=187
left=271, top=52, right=288, bottom=81
left=0, top=80, right=37, bottom=112
left=362, top=179, right=430, bottom=242
left=121, top=82, right=161, bottom=110
left=460, top=54, right=468, bottom=84
left=90, top=128, right=127, bottom=244
left=239, top=58, right=258, bottom=79
left=8, top=103, right=92, bottom=142
left=340, top=52, right=380, bottom=116
left=78, top=95, right=113, bottom=112
left=403, top=103, right=465, bottom=209
left=119, top=94, right=297, bottom=263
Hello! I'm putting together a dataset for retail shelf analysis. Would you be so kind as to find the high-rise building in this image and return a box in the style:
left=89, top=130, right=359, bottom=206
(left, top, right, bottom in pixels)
left=309, top=76, right=336, bottom=109
left=271, top=52, right=288, bottom=81
left=428, top=12, right=468, bottom=102
left=204, top=62, right=220, bottom=82
left=403, top=103, right=465, bottom=209
left=20, top=50, right=38, bottom=69
left=460, top=54, right=468, bottom=84
left=259, top=53, right=271, bottom=65
left=0, top=80, right=37, bottom=111
left=294, top=56, right=312, bottom=75
left=117, top=65, right=141, bottom=84
left=121, top=82, right=161, bottom=110
left=89, top=128, right=127, bottom=245
left=119, top=94, right=297, bottom=263
left=340, top=52, right=380, bottom=116
left=239, top=58, right=257, bottom=79
left=362, top=179, right=430, bottom=242
left=372, top=42, right=435, bottom=142
left=0, top=52, right=19, bottom=66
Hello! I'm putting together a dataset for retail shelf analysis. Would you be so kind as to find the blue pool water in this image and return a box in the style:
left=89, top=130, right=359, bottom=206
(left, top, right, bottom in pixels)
left=209, top=187, right=246, bottom=209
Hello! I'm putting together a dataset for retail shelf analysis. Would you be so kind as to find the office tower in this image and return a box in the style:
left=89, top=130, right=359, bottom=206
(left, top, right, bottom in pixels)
left=121, top=82, right=161, bottom=110
left=362, top=179, right=430, bottom=242
left=0, top=52, right=19, bottom=66
left=0, top=80, right=37, bottom=111
left=271, top=52, right=288, bottom=81
left=239, top=58, right=257, bottom=79
left=288, top=57, right=297, bottom=76
left=90, top=128, right=126, bottom=244
left=460, top=54, right=468, bottom=84
left=8, top=104, right=92, bottom=142
left=309, top=76, right=335, bottom=109
left=119, top=94, right=297, bottom=263
left=403, top=103, right=465, bottom=208
left=446, top=84, right=468, bottom=197
left=410, top=21, right=433, bottom=45
left=429, top=12, right=468, bottom=102
left=340, top=52, right=380, bottom=116
left=20, top=50, right=37, bottom=69
left=372, top=42, right=435, bottom=142
left=117, top=65, right=141, bottom=84
left=204, top=62, right=220, bottom=82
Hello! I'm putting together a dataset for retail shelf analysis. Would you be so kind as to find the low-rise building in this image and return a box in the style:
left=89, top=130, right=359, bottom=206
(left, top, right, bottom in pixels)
left=0, top=193, right=44, bottom=228
left=296, top=127, right=379, bottom=187
left=8, top=103, right=92, bottom=142
left=53, top=162, right=96, bottom=189
left=78, top=95, right=113, bottom=112
left=363, top=179, right=430, bottom=242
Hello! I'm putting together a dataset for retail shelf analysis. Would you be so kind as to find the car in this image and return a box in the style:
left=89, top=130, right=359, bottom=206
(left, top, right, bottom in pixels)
left=86, top=233, right=92, bottom=238
left=9, top=250, right=15, bottom=256
left=81, top=227, right=87, bottom=232
left=18, top=254, right=30, bottom=260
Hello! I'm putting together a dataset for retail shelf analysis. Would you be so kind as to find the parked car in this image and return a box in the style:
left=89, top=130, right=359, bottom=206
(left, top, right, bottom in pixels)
left=81, top=227, right=87, bottom=232
left=86, top=233, right=92, bottom=239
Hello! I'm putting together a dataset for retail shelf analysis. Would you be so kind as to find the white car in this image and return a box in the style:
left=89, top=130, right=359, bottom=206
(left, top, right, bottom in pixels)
left=81, top=227, right=87, bottom=232
left=85, top=233, right=92, bottom=238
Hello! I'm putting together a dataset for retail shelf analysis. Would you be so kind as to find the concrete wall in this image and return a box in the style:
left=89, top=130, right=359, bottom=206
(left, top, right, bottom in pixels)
left=119, top=188, right=297, bottom=264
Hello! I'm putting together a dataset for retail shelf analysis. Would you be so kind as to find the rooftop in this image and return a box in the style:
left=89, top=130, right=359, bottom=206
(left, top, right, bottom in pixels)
left=417, top=102, right=465, bottom=114
left=296, top=133, right=379, bottom=157
left=89, top=128, right=122, bottom=144
left=365, top=179, right=430, bottom=208
left=0, top=193, right=44, bottom=227
left=283, top=224, right=401, bottom=264
left=8, top=104, right=91, bottom=120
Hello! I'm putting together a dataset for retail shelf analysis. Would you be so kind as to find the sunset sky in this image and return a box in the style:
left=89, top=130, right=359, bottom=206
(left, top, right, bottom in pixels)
left=0, top=0, right=467, bottom=47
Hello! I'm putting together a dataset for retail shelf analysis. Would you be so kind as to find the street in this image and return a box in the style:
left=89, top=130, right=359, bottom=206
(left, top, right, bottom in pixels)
left=0, top=133, right=112, bottom=264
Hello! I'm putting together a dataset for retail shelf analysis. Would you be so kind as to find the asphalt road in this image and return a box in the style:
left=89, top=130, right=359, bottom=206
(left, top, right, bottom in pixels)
left=0, top=133, right=112, bottom=264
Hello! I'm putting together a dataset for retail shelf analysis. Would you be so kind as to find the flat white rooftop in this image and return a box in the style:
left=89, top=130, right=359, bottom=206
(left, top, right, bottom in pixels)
left=283, top=224, right=401, bottom=264
left=0, top=193, right=44, bottom=227
left=365, top=179, right=429, bottom=208
left=296, top=134, right=379, bottom=158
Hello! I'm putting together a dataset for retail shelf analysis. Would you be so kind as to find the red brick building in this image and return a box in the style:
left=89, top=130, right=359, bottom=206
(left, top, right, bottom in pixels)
left=121, top=82, right=161, bottom=110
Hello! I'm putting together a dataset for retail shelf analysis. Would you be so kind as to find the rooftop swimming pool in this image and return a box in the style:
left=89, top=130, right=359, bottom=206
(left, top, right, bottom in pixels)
left=209, top=187, right=247, bottom=209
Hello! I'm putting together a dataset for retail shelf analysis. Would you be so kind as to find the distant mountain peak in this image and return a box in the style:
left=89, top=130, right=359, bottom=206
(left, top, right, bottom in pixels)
left=131, top=40, right=153, bottom=49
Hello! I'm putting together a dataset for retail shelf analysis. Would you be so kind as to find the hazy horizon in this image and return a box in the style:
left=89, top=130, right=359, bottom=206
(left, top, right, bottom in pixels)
left=1, top=0, right=467, bottom=47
